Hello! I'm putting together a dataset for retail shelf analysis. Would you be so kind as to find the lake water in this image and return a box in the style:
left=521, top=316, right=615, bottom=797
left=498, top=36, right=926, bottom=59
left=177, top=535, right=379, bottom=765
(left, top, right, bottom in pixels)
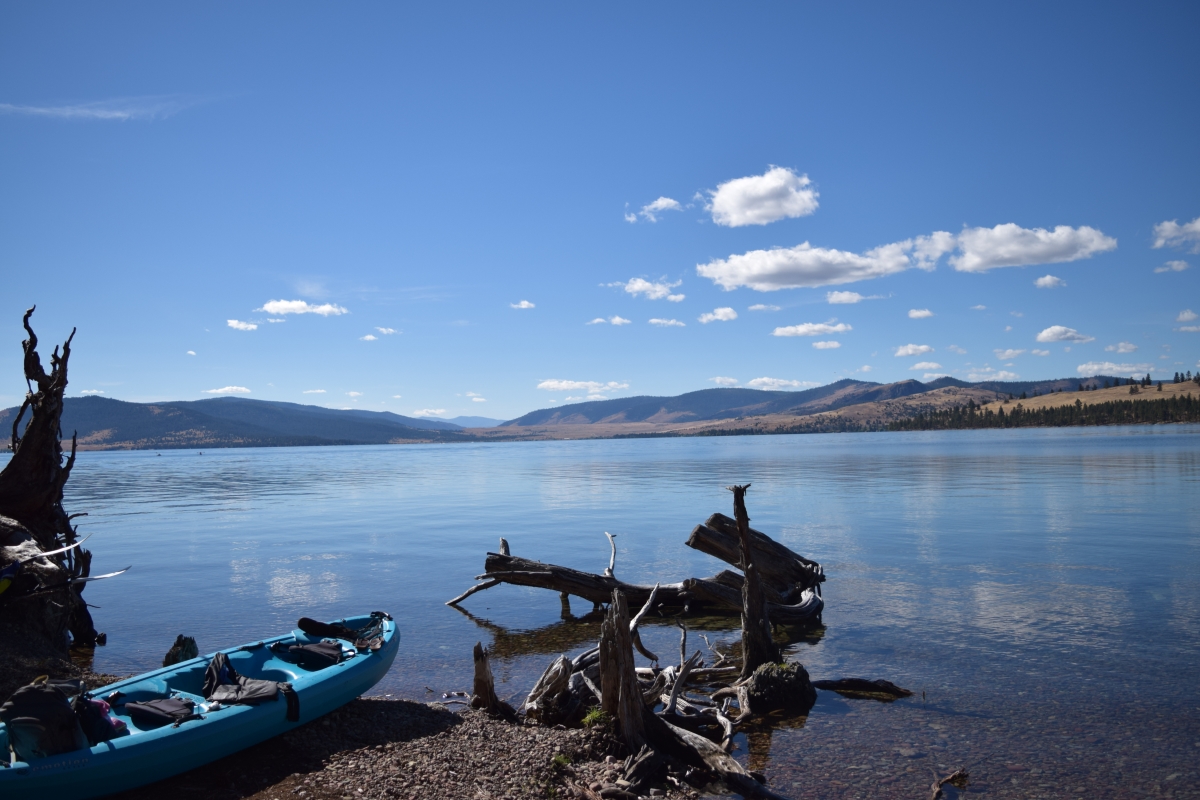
left=41, top=427, right=1200, bottom=798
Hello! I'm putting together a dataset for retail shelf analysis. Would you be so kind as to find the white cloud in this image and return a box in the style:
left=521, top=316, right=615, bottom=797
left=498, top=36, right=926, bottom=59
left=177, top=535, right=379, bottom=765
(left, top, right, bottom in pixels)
left=303, top=389, right=326, bottom=394
left=585, top=394, right=607, bottom=401
left=1180, top=326, right=1200, bottom=333
left=947, top=345, right=967, bottom=354
left=967, top=368, right=1019, bottom=381
left=1005, top=325, right=1013, bottom=332
left=375, top=327, right=398, bottom=334
left=908, top=308, right=934, bottom=319
left=709, top=376, right=739, bottom=386
left=649, top=318, right=685, bottom=327
left=472, top=397, right=487, bottom=402
left=227, top=319, right=257, bottom=331
left=747, top=377, right=815, bottom=390
left=392, top=395, right=403, bottom=399
left=258, top=299, right=348, bottom=316
left=706, top=166, right=818, bottom=227
left=630, top=196, right=683, bottom=223
left=537, top=379, right=630, bottom=392
left=1155, top=260, right=1189, bottom=273
left=1178, top=309, right=1197, bottom=322
left=465, top=392, right=482, bottom=397
left=1105, top=342, right=1138, bottom=353
left=911, top=361, right=941, bottom=370
left=1032, top=349, right=1050, bottom=356
left=610, top=316, right=631, bottom=326
left=923, top=373, right=948, bottom=380
left=414, top=409, right=446, bottom=417
left=698, top=233, right=952, bottom=291
left=1076, top=361, right=1154, bottom=377
left=510, top=300, right=535, bottom=309
left=812, top=341, right=841, bottom=349
left=346, top=391, right=363, bottom=397
left=1036, top=325, right=1094, bottom=343
left=1035, top=274, right=1066, bottom=288
left=748, top=304, right=781, bottom=311
left=1152, top=216, right=1200, bottom=252
left=895, top=344, right=933, bottom=357
left=858, top=365, right=872, bottom=373
left=186, top=350, right=196, bottom=356
left=360, top=334, right=378, bottom=341
left=994, top=348, right=1026, bottom=359
left=1010, top=311, right=1024, bottom=317
left=826, top=291, right=864, bottom=304
left=699, top=307, right=738, bottom=324
left=205, top=386, right=250, bottom=394
left=81, top=389, right=104, bottom=395
left=971, top=304, right=987, bottom=311
left=952, top=224, right=1116, bottom=272
left=615, top=278, right=684, bottom=302
left=587, top=318, right=607, bottom=325
left=0, top=95, right=193, bottom=121
left=267, top=318, right=285, bottom=323
left=772, top=321, right=851, bottom=337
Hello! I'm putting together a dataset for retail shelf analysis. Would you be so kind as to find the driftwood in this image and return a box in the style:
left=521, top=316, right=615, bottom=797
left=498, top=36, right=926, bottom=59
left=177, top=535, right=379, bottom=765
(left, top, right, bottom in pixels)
left=0, top=308, right=101, bottom=688
left=929, top=768, right=970, bottom=800
left=730, top=485, right=780, bottom=678
left=469, top=641, right=515, bottom=718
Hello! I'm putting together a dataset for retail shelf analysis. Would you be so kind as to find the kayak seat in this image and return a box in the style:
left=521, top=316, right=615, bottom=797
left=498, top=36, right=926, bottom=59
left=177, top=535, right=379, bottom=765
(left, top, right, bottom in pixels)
left=112, top=679, right=171, bottom=702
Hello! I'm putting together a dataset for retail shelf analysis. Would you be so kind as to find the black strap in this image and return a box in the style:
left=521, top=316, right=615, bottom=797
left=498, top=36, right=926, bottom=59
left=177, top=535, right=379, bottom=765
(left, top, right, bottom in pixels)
left=279, top=683, right=299, bottom=722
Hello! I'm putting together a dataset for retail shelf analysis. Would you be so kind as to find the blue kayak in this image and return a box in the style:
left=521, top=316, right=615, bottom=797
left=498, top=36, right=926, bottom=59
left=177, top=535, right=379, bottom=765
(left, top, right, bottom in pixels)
left=0, top=612, right=399, bottom=799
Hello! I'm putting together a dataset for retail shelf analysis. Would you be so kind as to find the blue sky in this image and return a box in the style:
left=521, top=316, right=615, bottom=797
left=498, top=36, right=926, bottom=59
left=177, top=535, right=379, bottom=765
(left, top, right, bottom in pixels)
left=2, top=2, right=1198, bottom=420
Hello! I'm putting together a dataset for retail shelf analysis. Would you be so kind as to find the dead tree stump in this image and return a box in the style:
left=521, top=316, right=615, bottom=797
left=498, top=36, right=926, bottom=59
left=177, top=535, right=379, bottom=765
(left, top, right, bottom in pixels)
left=730, top=485, right=780, bottom=679
left=600, top=590, right=646, bottom=752
left=470, top=641, right=515, bottom=718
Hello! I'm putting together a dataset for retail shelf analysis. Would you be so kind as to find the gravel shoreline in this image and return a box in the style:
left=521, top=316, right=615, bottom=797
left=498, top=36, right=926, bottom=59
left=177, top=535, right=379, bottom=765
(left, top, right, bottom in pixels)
left=109, top=697, right=703, bottom=800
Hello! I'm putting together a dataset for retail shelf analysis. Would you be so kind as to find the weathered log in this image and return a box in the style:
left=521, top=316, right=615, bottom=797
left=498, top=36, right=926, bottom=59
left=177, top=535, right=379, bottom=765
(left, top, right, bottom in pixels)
left=470, top=641, right=515, bottom=718
left=524, top=654, right=574, bottom=723
left=730, top=485, right=780, bottom=678
left=601, top=590, right=646, bottom=751
left=469, top=552, right=688, bottom=608
left=642, top=711, right=788, bottom=800
left=687, top=512, right=824, bottom=593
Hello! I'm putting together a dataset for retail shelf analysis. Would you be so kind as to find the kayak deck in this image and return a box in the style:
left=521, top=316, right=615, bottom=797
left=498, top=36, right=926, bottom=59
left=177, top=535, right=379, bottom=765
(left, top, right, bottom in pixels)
left=0, top=613, right=398, bottom=800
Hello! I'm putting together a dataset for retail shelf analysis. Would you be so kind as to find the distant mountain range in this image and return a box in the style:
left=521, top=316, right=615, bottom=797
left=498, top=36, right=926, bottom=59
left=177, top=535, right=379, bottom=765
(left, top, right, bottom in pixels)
left=501, top=376, right=1101, bottom=427
left=0, top=375, right=1124, bottom=450
left=0, top=396, right=475, bottom=450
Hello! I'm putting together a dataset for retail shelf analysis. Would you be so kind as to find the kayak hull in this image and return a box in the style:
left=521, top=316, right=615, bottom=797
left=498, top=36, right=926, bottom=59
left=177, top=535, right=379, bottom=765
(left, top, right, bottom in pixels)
left=0, top=613, right=398, bottom=799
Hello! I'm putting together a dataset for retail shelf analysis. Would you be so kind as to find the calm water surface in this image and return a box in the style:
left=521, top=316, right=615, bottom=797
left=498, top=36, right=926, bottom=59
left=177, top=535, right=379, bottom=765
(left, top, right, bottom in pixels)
left=45, top=427, right=1200, bottom=798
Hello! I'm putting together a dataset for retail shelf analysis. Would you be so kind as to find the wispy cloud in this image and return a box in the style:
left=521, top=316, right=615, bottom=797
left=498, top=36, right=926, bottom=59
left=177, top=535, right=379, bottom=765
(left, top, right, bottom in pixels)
left=1036, top=325, right=1094, bottom=343
left=705, top=167, right=819, bottom=227
left=360, top=334, right=377, bottom=341
left=947, top=345, right=967, bottom=354
left=895, top=344, right=933, bottom=357
left=303, top=389, right=326, bottom=394
left=227, top=319, right=257, bottom=331
left=709, top=377, right=739, bottom=386
left=812, top=341, right=841, bottom=349
left=649, top=318, right=685, bottom=327
left=587, top=316, right=632, bottom=325
left=1077, top=361, right=1154, bottom=377
left=267, top=318, right=286, bottom=323
left=748, top=304, right=781, bottom=311
left=911, top=361, right=941, bottom=370
left=1105, top=342, right=1137, bottom=353
left=827, top=291, right=867, bottom=304
left=994, top=348, right=1026, bottom=359
left=971, top=304, right=987, bottom=311
left=414, top=408, right=446, bottom=417
left=1152, top=216, right=1200, bottom=252
left=699, top=307, right=737, bottom=324
left=1032, top=349, right=1050, bottom=356
left=612, top=278, right=684, bottom=302
left=510, top=300, right=535, bottom=309
left=375, top=327, right=398, bottom=334
left=537, top=379, right=630, bottom=392
left=0, top=94, right=197, bottom=121
left=967, top=367, right=1018, bottom=381
left=205, top=386, right=250, bottom=394
left=471, top=397, right=487, bottom=402
left=80, top=389, right=104, bottom=395
left=627, top=196, right=683, bottom=223
left=1155, top=260, right=1189, bottom=273
left=258, top=299, right=348, bottom=316
left=1035, top=274, right=1066, bottom=288
left=908, top=308, right=934, bottom=319
left=346, top=391, right=363, bottom=397
left=747, top=377, right=816, bottom=390
left=773, top=321, right=851, bottom=337
left=1178, top=309, right=1197, bottom=322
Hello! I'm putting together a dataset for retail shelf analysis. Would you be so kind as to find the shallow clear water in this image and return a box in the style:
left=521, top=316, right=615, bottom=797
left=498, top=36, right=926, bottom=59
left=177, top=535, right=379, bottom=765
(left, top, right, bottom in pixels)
left=36, top=427, right=1200, bottom=797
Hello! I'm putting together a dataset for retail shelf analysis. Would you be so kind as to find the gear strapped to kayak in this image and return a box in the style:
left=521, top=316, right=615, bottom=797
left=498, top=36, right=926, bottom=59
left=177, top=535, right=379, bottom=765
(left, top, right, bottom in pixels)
left=203, top=652, right=300, bottom=722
